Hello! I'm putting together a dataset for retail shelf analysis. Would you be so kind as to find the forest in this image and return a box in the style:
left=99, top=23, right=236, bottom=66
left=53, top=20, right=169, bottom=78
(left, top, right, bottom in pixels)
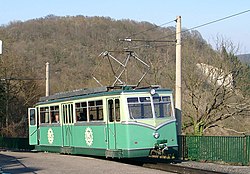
left=0, top=15, right=249, bottom=137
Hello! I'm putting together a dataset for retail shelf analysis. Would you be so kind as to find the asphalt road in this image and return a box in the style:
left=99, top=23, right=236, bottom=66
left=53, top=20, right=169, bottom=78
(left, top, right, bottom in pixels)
left=0, top=151, right=173, bottom=174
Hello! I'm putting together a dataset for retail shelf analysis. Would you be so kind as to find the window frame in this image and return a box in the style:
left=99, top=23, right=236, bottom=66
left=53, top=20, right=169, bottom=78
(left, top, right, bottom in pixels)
left=127, top=96, right=154, bottom=119
left=127, top=95, right=173, bottom=120
left=39, top=106, right=50, bottom=124
left=75, top=101, right=88, bottom=122
left=50, top=105, right=60, bottom=124
left=75, top=99, right=104, bottom=123
left=153, top=96, right=172, bottom=118
left=108, top=98, right=121, bottom=122
left=39, top=105, right=60, bottom=125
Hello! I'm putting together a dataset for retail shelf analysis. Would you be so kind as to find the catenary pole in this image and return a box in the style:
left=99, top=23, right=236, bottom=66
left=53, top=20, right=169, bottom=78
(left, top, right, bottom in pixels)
left=0, top=40, right=2, bottom=55
left=175, top=16, right=182, bottom=135
left=46, top=62, right=50, bottom=96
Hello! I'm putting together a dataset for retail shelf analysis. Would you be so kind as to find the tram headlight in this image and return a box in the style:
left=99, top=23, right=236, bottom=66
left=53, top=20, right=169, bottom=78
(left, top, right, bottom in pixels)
left=153, top=132, right=160, bottom=139
left=150, top=88, right=156, bottom=95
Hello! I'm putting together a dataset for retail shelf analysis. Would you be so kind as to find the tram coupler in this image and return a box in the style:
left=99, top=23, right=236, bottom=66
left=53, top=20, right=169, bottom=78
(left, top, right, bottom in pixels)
left=150, top=141, right=168, bottom=156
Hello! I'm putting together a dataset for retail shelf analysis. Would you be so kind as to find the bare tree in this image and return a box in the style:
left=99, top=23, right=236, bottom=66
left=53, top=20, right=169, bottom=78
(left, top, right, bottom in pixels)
left=182, top=42, right=250, bottom=135
left=0, top=45, right=43, bottom=137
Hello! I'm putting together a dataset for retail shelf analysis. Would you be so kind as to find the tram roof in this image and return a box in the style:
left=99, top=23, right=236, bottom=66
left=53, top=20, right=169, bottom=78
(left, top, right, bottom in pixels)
left=37, top=86, right=172, bottom=105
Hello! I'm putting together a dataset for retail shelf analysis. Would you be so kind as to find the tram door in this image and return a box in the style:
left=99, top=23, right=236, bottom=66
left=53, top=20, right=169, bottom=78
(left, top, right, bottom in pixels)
left=28, top=108, right=38, bottom=145
left=62, top=103, right=74, bottom=146
left=107, top=98, right=120, bottom=150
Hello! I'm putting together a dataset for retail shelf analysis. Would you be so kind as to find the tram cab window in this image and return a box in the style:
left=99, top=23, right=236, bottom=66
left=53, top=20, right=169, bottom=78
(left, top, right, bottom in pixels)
left=88, top=100, right=103, bottom=121
left=127, top=97, right=153, bottom=119
left=40, top=107, right=50, bottom=124
left=127, top=96, right=172, bottom=119
left=153, top=96, right=172, bottom=118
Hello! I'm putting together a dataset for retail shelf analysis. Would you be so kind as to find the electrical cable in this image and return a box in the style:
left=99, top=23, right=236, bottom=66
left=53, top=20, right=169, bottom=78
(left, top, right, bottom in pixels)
left=158, top=9, right=250, bottom=40
left=127, top=19, right=176, bottom=38
left=120, top=9, right=250, bottom=43
left=187, top=9, right=250, bottom=33
left=0, top=77, right=44, bottom=81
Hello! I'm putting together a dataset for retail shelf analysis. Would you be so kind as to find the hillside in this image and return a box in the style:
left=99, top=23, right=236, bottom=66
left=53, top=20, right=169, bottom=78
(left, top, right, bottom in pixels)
left=237, top=54, right=250, bottom=65
left=0, top=15, right=210, bottom=93
left=0, top=15, right=181, bottom=93
left=0, top=15, right=249, bottom=137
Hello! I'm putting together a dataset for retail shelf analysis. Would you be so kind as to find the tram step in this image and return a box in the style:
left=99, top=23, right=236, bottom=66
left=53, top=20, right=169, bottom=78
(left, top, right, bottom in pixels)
left=105, top=149, right=123, bottom=158
left=61, top=147, right=73, bottom=154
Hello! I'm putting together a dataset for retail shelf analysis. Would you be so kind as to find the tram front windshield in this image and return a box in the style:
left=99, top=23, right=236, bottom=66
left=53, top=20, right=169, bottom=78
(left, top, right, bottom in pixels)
left=127, top=96, right=172, bottom=119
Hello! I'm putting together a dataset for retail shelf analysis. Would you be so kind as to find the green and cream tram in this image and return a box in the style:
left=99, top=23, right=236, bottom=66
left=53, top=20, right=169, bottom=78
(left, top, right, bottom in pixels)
left=28, top=86, right=178, bottom=158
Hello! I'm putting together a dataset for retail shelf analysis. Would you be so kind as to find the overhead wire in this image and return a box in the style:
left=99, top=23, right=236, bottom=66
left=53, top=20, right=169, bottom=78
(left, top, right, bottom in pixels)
left=127, top=19, right=176, bottom=38
left=122, top=9, right=250, bottom=50
left=121, top=19, right=176, bottom=50
left=158, top=9, right=250, bottom=40
left=0, top=77, right=44, bottom=81
left=93, top=9, right=250, bottom=85
left=186, top=9, right=250, bottom=33
left=120, top=9, right=250, bottom=44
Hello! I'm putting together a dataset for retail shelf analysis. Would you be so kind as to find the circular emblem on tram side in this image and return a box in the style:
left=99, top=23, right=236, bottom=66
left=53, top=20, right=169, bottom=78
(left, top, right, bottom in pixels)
left=47, top=128, right=54, bottom=144
left=85, top=127, right=93, bottom=146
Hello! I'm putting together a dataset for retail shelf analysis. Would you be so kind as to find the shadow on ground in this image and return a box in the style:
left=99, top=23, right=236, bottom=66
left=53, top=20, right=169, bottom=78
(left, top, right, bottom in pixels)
left=0, top=153, right=40, bottom=174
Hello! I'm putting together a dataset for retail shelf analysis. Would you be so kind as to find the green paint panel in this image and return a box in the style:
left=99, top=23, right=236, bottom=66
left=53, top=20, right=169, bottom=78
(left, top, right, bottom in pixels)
left=39, top=126, right=63, bottom=146
left=72, top=125, right=106, bottom=148
left=62, top=125, right=73, bottom=146
left=122, top=149, right=151, bottom=158
left=73, top=147, right=106, bottom=156
left=36, top=121, right=177, bottom=158
left=29, top=125, right=38, bottom=145
left=107, top=123, right=116, bottom=149
left=115, top=122, right=177, bottom=150
left=35, top=145, right=61, bottom=153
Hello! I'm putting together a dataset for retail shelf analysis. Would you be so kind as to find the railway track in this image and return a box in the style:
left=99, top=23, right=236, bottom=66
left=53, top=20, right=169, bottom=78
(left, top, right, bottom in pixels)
left=0, top=151, right=242, bottom=173
left=143, top=163, right=227, bottom=174
left=119, top=158, right=227, bottom=174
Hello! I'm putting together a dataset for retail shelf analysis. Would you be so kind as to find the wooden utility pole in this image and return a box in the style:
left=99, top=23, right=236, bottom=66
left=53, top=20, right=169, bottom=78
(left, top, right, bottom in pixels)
left=175, top=16, right=182, bottom=135
left=45, top=62, right=50, bottom=96
left=0, top=40, right=2, bottom=55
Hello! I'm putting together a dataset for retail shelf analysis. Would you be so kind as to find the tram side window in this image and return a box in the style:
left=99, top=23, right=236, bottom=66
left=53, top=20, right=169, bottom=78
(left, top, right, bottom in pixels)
left=50, top=105, right=60, bottom=123
left=69, top=104, right=74, bottom=124
left=107, top=99, right=120, bottom=122
left=89, top=100, right=103, bottom=121
left=40, top=107, right=49, bottom=124
left=108, top=100, right=114, bottom=122
left=75, top=102, right=87, bottom=122
left=115, top=99, right=120, bottom=122
left=63, top=105, right=68, bottom=124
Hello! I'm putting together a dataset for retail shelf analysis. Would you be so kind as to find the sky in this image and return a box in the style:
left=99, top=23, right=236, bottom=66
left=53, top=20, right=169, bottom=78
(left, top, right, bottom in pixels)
left=1, top=0, right=250, bottom=54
